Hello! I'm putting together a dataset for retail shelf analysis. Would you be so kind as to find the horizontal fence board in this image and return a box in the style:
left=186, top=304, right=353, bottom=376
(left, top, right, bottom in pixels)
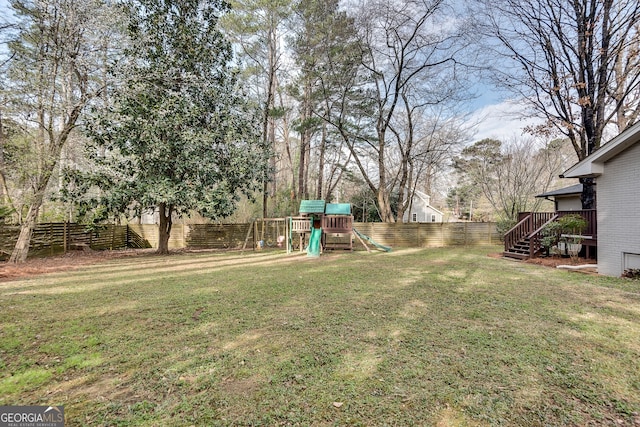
left=127, top=224, right=159, bottom=248
left=0, top=223, right=150, bottom=259
left=0, top=221, right=499, bottom=259
left=186, top=224, right=253, bottom=249
left=351, top=222, right=499, bottom=248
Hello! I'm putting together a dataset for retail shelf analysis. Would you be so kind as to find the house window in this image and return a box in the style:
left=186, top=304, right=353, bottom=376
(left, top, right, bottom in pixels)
left=624, top=253, right=640, bottom=271
left=411, top=213, right=417, bottom=222
left=431, top=214, right=436, bottom=222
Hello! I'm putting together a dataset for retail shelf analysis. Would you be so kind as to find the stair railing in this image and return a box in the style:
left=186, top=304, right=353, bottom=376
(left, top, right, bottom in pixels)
left=504, top=214, right=532, bottom=253
left=528, top=214, right=559, bottom=258
left=504, top=212, right=557, bottom=256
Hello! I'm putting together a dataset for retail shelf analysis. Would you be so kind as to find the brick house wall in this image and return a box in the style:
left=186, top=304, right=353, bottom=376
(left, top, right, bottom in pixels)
left=597, top=141, right=640, bottom=276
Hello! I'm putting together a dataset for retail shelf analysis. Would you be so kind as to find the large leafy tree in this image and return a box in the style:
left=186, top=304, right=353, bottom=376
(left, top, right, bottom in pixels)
left=86, top=0, right=266, bottom=254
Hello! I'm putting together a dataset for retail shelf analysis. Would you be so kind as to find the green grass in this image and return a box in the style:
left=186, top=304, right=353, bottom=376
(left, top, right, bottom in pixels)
left=1, top=246, right=640, bottom=426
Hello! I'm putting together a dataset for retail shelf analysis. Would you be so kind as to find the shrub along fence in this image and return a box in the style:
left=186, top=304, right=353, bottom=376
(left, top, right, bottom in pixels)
left=0, top=221, right=499, bottom=259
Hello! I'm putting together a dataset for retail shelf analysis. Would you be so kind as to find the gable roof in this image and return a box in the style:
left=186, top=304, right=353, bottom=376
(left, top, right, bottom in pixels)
left=536, top=183, right=583, bottom=199
left=411, top=190, right=444, bottom=216
left=562, top=121, right=640, bottom=178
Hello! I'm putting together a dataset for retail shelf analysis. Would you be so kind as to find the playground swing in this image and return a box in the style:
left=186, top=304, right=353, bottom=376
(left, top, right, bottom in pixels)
left=254, top=218, right=287, bottom=249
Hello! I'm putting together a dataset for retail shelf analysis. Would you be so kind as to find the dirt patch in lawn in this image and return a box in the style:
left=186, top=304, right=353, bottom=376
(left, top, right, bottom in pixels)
left=0, top=247, right=336, bottom=282
left=488, top=252, right=597, bottom=271
left=524, top=256, right=596, bottom=269
left=0, top=249, right=156, bottom=282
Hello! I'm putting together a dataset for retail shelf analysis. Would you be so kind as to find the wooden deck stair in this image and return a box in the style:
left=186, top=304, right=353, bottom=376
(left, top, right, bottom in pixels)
left=504, top=237, right=533, bottom=260
left=503, top=212, right=557, bottom=260
left=503, top=210, right=597, bottom=260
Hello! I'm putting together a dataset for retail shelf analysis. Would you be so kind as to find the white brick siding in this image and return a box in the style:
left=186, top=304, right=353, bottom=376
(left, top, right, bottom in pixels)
left=597, top=141, right=640, bottom=276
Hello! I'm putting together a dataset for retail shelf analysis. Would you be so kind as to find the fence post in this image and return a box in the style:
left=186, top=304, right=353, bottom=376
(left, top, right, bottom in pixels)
left=392, top=223, right=397, bottom=247
left=253, top=220, right=258, bottom=250
left=464, top=222, right=468, bottom=246
left=63, top=222, right=68, bottom=253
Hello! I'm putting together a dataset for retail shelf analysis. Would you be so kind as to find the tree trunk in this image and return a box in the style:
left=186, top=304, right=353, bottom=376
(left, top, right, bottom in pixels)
left=9, top=149, right=58, bottom=263
left=395, top=94, right=414, bottom=223
left=0, top=111, right=13, bottom=208
left=377, top=189, right=395, bottom=223
left=0, top=110, right=5, bottom=205
left=298, top=79, right=312, bottom=201
left=261, top=24, right=279, bottom=218
left=376, top=133, right=395, bottom=222
left=580, top=177, right=596, bottom=210
left=316, top=121, right=326, bottom=200
left=261, top=74, right=275, bottom=218
left=9, top=203, right=41, bottom=263
left=157, top=202, right=173, bottom=254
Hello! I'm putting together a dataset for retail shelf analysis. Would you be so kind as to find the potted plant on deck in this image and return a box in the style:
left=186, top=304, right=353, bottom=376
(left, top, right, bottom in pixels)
left=557, top=214, right=588, bottom=259
left=540, top=221, right=563, bottom=257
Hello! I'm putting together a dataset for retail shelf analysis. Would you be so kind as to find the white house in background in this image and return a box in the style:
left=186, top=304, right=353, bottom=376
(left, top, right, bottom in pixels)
left=402, top=190, right=444, bottom=223
left=562, top=120, right=640, bottom=277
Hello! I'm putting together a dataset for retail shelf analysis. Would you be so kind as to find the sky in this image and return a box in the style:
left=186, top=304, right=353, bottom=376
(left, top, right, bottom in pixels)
left=469, top=100, right=545, bottom=142
left=0, top=0, right=9, bottom=19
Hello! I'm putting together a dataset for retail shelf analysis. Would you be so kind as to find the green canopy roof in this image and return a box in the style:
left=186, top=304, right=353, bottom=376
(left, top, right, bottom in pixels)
left=325, top=203, right=351, bottom=215
left=299, top=200, right=326, bottom=214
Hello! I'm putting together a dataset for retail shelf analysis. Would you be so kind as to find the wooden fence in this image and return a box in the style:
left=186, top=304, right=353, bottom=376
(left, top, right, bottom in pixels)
left=0, top=221, right=499, bottom=259
left=126, top=223, right=259, bottom=250
left=129, top=221, right=500, bottom=250
left=0, top=223, right=151, bottom=259
left=351, top=222, right=500, bottom=248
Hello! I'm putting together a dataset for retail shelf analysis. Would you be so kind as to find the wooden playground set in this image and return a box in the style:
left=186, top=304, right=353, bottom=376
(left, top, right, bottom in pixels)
left=284, top=200, right=391, bottom=256
left=244, top=200, right=391, bottom=256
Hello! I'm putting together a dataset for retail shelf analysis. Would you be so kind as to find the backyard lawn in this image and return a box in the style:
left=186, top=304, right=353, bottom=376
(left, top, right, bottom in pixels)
left=1, top=246, right=639, bottom=426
